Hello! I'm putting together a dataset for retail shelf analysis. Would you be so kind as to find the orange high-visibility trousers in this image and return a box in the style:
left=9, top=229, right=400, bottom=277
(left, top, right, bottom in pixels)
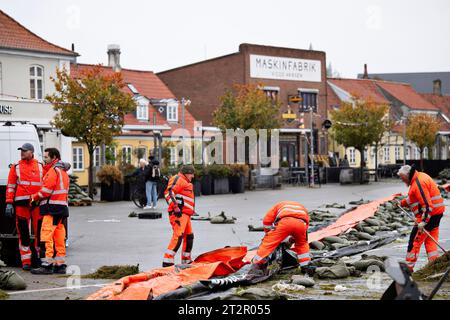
left=253, top=217, right=310, bottom=266
left=40, top=215, right=66, bottom=267
left=163, top=213, right=194, bottom=267
left=406, top=226, right=440, bottom=270
left=15, top=206, right=42, bottom=266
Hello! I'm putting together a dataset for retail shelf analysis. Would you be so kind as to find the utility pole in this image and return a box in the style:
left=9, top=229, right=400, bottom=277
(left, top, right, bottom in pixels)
left=310, top=106, right=315, bottom=188
left=402, top=116, right=407, bottom=165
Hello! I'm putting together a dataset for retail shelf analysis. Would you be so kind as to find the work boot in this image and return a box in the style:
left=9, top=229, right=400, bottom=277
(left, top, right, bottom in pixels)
left=53, top=264, right=67, bottom=275
left=300, top=265, right=317, bottom=277
left=31, top=265, right=53, bottom=275
left=22, top=264, right=31, bottom=272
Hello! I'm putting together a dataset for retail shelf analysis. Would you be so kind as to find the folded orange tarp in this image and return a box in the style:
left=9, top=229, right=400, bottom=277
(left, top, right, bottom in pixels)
left=87, top=246, right=248, bottom=300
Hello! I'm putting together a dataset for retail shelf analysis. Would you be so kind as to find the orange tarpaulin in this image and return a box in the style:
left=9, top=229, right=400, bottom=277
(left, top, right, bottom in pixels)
left=88, top=194, right=400, bottom=300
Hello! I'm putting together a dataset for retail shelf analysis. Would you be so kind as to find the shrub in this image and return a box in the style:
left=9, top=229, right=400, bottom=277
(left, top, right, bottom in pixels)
left=207, top=164, right=232, bottom=178
left=229, top=164, right=250, bottom=177
left=280, top=161, right=289, bottom=168
left=97, top=165, right=123, bottom=186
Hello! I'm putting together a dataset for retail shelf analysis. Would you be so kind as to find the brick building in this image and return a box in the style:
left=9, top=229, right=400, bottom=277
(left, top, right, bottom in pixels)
left=158, top=43, right=329, bottom=167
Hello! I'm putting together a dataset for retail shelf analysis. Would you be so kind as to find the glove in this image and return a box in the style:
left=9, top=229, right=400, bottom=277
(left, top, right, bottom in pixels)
left=30, top=195, right=40, bottom=208
left=418, top=221, right=427, bottom=231
left=173, top=206, right=182, bottom=218
left=5, top=204, right=15, bottom=218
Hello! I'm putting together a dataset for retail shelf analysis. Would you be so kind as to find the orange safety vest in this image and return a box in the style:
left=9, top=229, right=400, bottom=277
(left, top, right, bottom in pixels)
left=33, top=165, right=70, bottom=212
left=401, top=171, right=445, bottom=223
left=164, top=173, right=195, bottom=215
left=6, top=159, right=43, bottom=205
left=262, top=201, right=309, bottom=232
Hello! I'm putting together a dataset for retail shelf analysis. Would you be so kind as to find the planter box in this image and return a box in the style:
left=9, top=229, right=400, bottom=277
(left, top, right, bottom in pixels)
left=101, top=182, right=123, bottom=201
left=212, top=177, right=229, bottom=194
left=193, top=180, right=202, bottom=197
left=201, top=175, right=213, bottom=195
left=229, top=175, right=245, bottom=193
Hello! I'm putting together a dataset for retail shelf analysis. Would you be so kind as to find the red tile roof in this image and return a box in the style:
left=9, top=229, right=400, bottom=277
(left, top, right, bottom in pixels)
left=375, top=81, right=437, bottom=111
left=0, top=9, right=77, bottom=56
left=420, top=93, right=450, bottom=119
left=327, top=78, right=390, bottom=105
left=70, top=63, right=197, bottom=137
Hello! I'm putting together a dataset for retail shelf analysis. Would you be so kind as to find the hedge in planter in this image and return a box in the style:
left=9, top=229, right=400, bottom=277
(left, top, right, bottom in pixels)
left=208, top=164, right=231, bottom=194
left=228, top=164, right=249, bottom=193
left=97, top=165, right=124, bottom=202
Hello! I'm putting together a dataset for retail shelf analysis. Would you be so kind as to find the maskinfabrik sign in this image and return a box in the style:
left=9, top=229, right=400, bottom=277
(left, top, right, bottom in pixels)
left=250, top=54, right=321, bottom=82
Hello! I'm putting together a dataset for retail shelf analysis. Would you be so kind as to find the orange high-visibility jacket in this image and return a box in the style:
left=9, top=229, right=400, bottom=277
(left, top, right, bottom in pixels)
left=6, top=159, right=43, bottom=206
left=164, top=173, right=195, bottom=215
left=32, top=165, right=70, bottom=215
left=262, top=201, right=309, bottom=232
left=401, top=171, right=445, bottom=223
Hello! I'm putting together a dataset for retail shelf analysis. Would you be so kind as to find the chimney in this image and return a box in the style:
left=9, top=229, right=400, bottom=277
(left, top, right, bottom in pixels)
left=107, top=44, right=121, bottom=72
left=71, top=43, right=75, bottom=52
left=362, top=64, right=369, bottom=79
left=433, top=79, right=442, bottom=96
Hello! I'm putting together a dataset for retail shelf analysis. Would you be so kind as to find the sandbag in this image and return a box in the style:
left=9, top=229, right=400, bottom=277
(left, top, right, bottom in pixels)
left=0, top=270, right=27, bottom=290
left=315, top=262, right=353, bottom=279
left=291, top=275, right=315, bottom=287
left=310, top=241, right=325, bottom=250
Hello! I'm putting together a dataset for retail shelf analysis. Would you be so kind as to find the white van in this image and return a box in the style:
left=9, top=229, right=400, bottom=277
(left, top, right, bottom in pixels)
left=0, top=121, right=43, bottom=185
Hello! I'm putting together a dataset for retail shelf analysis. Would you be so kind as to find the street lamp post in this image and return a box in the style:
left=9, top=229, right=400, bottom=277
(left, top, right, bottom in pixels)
left=310, top=106, right=315, bottom=188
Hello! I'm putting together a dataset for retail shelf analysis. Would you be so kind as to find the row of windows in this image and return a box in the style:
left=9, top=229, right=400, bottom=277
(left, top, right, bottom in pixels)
left=72, top=146, right=149, bottom=170
left=135, top=102, right=178, bottom=122
left=263, top=88, right=318, bottom=113
left=347, top=146, right=431, bottom=164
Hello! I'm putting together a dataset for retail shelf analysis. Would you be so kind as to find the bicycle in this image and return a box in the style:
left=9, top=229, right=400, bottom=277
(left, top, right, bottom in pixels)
left=131, top=175, right=169, bottom=209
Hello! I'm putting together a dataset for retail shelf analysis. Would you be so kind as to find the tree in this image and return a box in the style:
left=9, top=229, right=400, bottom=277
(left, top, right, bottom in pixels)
left=369, top=102, right=392, bottom=182
left=406, top=113, right=441, bottom=171
left=330, top=96, right=389, bottom=183
left=47, top=65, right=136, bottom=197
left=212, top=84, right=281, bottom=188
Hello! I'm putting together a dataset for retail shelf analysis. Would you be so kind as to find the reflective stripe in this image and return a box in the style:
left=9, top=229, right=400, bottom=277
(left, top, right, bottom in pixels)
left=275, top=208, right=307, bottom=224
left=299, top=260, right=310, bottom=266
left=406, top=252, right=417, bottom=259
left=181, top=259, right=192, bottom=263
left=54, top=257, right=65, bottom=261
left=38, top=192, right=44, bottom=199
left=165, top=249, right=176, bottom=256
left=7, top=184, right=16, bottom=188
left=38, top=163, right=43, bottom=180
left=52, top=189, right=68, bottom=195
left=163, top=258, right=174, bottom=264
left=431, top=195, right=442, bottom=201
left=433, top=203, right=445, bottom=208
left=19, top=245, right=30, bottom=252
left=406, top=197, right=411, bottom=205
left=184, top=203, right=194, bottom=210
left=18, top=181, right=31, bottom=185
left=297, top=253, right=311, bottom=260
left=21, top=254, right=32, bottom=260
left=427, top=251, right=439, bottom=258
left=16, top=164, right=20, bottom=180
left=409, top=202, right=419, bottom=209
left=47, top=200, right=68, bottom=205
left=7, top=188, right=15, bottom=193
left=182, top=252, right=191, bottom=257
left=41, top=187, right=53, bottom=194
left=15, top=195, right=30, bottom=201
left=180, top=195, right=195, bottom=203
left=31, top=182, right=42, bottom=186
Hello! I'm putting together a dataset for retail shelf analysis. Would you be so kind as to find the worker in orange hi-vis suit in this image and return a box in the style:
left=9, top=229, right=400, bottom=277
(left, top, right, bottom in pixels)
left=29, top=148, right=70, bottom=275
left=162, top=165, right=195, bottom=267
left=252, top=201, right=311, bottom=270
left=5, top=143, right=44, bottom=271
left=397, top=165, right=445, bottom=271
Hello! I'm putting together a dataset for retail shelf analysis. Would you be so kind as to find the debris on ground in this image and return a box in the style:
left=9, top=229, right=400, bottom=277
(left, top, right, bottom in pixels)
left=324, top=203, right=346, bottom=209
left=334, top=285, right=347, bottom=292
left=210, top=211, right=237, bottom=224
left=68, top=175, right=93, bottom=206
left=291, top=275, right=315, bottom=287
left=349, top=199, right=370, bottom=205
left=272, top=281, right=306, bottom=293
left=83, top=265, right=140, bottom=279
left=413, top=252, right=450, bottom=282
left=248, top=225, right=265, bottom=232
left=0, top=289, right=9, bottom=300
left=128, top=211, right=138, bottom=218
left=191, top=213, right=211, bottom=221
left=219, top=287, right=287, bottom=300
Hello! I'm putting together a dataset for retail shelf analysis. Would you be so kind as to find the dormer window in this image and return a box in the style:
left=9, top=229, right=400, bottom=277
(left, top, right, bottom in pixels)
left=137, top=102, right=148, bottom=120
left=167, top=101, right=178, bottom=122
left=127, top=83, right=139, bottom=94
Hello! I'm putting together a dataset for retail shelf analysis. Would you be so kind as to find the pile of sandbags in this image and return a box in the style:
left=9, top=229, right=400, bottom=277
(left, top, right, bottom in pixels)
left=68, top=175, right=93, bottom=206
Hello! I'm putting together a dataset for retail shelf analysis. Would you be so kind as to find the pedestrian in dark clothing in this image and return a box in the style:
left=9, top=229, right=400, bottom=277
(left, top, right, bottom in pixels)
left=144, top=157, right=161, bottom=209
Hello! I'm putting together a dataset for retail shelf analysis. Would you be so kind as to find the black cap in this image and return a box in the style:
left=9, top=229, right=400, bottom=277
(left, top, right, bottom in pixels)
left=18, top=143, right=34, bottom=152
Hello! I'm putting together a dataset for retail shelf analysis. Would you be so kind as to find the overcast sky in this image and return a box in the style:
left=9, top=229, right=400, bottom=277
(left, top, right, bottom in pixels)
left=2, top=0, right=449, bottom=77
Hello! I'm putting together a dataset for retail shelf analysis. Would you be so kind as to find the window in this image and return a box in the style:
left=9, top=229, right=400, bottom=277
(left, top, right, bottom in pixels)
left=395, top=146, right=401, bottom=161
left=122, top=146, right=132, bottom=164
left=105, top=146, right=116, bottom=165
left=137, top=103, right=148, bottom=120
left=371, top=147, right=376, bottom=160
left=167, top=102, right=178, bottom=122
left=348, top=148, right=356, bottom=164
left=423, top=147, right=428, bottom=159
left=263, top=87, right=279, bottom=102
left=93, top=147, right=101, bottom=167
left=415, top=147, right=420, bottom=160
left=30, top=65, right=44, bottom=99
left=72, top=147, right=84, bottom=171
left=0, top=62, right=2, bottom=94
left=170, top=147, right=177, bottom=165
left=384, top=146, right=390, bottom=162
left=299, top=91, right=318, bottom=113
left=406, top=147, right=411, bottom=160
left=135, top=147, right=147, bottom=163
left=127, top=83, right=139, bottom=94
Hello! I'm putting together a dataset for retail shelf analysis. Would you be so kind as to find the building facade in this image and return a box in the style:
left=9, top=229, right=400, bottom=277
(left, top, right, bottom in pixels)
left=0, top=9, right=78, bottom=163
left=158, top=43, right=330, bottom=168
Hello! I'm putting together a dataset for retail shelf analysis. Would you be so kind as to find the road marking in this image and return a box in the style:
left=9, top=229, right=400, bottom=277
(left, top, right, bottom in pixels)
left=87, top=219, right=120, bottom=223
left=7, top=284, right=108, bottom=295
